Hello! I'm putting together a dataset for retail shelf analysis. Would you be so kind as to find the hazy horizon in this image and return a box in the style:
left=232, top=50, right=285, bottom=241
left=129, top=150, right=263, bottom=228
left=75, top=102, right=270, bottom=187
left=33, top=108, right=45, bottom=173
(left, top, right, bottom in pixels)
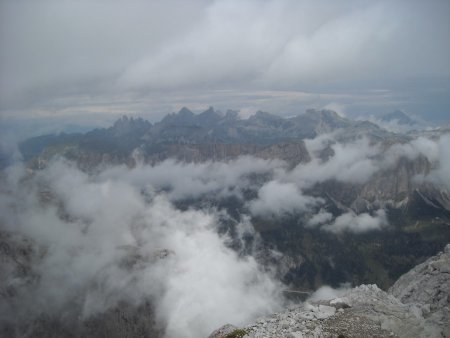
left=1, top=0, right=449, bottom=128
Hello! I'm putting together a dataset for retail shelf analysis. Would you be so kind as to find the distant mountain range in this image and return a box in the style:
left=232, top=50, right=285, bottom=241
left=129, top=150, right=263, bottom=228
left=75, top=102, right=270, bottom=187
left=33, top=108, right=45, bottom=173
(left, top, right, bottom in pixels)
left=19, top=107, right=413, bottom=168
left=380, top=110, right=418, bottom=126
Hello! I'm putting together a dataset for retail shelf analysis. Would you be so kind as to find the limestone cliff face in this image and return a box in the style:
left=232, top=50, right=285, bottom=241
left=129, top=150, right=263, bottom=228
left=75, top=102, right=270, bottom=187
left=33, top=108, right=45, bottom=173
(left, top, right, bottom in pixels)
left=359, top=156, right=432, bottom=204
left=309, top=153, right=450, bottom=216
left=143, top=142, right=310, bottom=166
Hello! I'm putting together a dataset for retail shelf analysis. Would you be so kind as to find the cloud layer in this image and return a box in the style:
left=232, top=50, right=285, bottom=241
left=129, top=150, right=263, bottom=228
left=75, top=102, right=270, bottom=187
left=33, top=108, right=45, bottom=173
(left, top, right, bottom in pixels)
left=0, top=160, right=284, bottom=338
left=1, top=0, right=449, bottom=121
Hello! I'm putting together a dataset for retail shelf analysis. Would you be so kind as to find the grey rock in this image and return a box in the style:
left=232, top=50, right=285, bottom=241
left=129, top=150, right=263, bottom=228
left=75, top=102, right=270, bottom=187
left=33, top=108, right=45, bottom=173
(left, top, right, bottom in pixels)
left=211, top=245, right=450, bottom=338
left=287, top=331, right=303, bottom=338
left=389, top=243, right=450, bottom=337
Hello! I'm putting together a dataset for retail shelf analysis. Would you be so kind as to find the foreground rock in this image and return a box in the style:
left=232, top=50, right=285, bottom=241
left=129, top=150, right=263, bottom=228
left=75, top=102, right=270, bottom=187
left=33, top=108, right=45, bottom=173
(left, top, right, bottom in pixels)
left=210, top=244, right=450, bottom=338
left=389, top=244, right=450, bottom=337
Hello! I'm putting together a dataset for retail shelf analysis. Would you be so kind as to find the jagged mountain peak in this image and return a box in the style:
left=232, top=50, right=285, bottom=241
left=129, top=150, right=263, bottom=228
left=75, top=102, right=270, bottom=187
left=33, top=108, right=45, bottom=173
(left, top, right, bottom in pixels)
left=111, top=115, right=152, bottom=136
left=248, top=110, right=283, bottom=125
left=381, top=110, right=416, bottom=125
left=113, top=115, right=150, bottom=125
left=224, top=109, right=239, bottom=120
left=303, top=108, right=348, bottom=122
left=161, top=107, right=195, bottom=125
left=252, top=110, right=282, bottom=119
left=198, top=106, right=218, bottom=116
left=197, top=106, right=224, bottom=124
left=178, top=106, right=194, bottom=116
left=197, top=107, right=224, bottom=119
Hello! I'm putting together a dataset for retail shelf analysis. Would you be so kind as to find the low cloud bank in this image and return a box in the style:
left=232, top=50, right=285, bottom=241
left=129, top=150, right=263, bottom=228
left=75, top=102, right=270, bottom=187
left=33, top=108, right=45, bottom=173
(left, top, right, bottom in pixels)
left=323, top=210, right=388, bottom=234
left=307, top=209, right=388, bottom=233
left=249, top=180, right=320, bottom=218
left=99, top=156, right=284, bottom=201
left=0, top=161, right=284, bottom=338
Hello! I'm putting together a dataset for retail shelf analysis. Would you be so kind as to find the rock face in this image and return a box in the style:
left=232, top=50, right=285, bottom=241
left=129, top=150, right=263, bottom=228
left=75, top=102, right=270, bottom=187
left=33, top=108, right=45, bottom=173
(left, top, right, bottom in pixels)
left=210, top=244, right=450, bottom=338
left=19, top=107, right=390, bottom=169
left=389, top=244, right=450, bottom=337
left=142, top=142, right=311, bottom=166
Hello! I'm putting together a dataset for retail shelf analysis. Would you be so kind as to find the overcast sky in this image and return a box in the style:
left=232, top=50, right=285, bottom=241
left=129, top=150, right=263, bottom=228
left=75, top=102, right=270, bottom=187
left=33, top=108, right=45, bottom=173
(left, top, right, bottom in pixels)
left=0, top=0, right=449, bottom=125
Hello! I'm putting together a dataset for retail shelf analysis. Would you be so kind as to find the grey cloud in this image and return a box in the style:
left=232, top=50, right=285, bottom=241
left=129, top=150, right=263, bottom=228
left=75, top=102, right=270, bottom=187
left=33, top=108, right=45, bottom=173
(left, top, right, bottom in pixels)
left=120, top=0, right=450, bottom=90
left=0, top=0, right=204, bottom=109
left=1, top=0, right=449, bottom=121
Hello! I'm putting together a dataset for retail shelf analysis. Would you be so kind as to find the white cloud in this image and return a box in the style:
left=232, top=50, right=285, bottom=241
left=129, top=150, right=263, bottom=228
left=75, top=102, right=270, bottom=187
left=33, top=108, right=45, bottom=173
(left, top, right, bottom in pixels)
left=383, top=137, right=439, bottom=168
left=322, top=209, right=388, bottom=234
left=249, top=180, right=320, bottom=217
left=1, top=160, right=284, bottom=338
left=424, top=135, right=450, bottom=190
left=100, top=156, right=285, bottom=201
left=303, top=133, right=336, bottom=158
left=291, top=137, right=380, bottom=185
left=323, top=103, right=347, bottom=117
left=308, top=283, right=351, bottom=301
left=1, top=0, right=449, bottom=120
left=307, top=210, right=333, bottom=227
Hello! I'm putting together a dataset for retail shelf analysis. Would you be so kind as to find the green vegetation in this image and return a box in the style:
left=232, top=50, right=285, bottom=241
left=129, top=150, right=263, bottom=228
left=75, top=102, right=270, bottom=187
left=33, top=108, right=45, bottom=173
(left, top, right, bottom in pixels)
left=224, top=328, right=249, bottom=338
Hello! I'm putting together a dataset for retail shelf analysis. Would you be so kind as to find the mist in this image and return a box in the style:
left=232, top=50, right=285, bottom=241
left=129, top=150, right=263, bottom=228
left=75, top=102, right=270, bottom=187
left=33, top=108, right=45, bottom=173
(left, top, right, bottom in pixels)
left=0, top=160, right=284, bottom=338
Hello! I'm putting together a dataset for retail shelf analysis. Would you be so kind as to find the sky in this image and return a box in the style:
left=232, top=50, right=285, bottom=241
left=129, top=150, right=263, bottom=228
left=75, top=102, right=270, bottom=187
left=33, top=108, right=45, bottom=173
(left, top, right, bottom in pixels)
left=1, top=0, right=449, bottom=128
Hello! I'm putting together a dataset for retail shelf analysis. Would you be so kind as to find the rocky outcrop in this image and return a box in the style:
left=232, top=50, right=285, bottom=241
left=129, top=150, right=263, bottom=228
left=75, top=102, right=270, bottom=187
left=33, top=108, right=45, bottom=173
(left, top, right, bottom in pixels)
left=209, top=244, right=450, bottom=338
left=389, top=244, right=450, bottom=337
left=210, top=297, right=399, bottom=338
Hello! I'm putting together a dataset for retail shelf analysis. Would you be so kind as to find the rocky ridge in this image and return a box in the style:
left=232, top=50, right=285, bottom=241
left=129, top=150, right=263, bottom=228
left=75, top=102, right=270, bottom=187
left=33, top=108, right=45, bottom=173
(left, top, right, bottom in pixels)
left=19, top=107, right=395, bottom=169
left=210, top=244, right=450, bottom=338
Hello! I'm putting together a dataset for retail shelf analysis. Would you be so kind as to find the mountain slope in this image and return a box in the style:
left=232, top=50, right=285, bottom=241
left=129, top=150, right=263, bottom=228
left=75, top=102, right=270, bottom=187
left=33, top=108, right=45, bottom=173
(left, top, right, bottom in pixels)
left=210, top=244, right=450, bottom=338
